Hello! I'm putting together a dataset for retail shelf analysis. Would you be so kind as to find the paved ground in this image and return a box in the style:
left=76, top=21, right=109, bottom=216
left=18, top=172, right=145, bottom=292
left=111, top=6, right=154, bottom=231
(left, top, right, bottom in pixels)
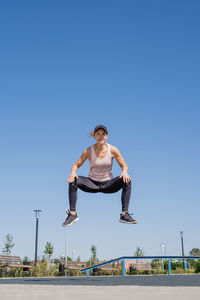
left=0, top=275, right=200, bottom=300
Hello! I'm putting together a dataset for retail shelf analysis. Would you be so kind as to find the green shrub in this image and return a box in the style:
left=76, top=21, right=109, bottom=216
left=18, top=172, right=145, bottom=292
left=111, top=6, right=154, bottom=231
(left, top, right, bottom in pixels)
left=171, top=268, right=185, bottom=274
left=195, top=261, right=200, bottom=273
left=30, top=262, right=58, bottom=277
left=0, top=267, right=8, bottom=278
left=0, top=267, right=31, bottom=278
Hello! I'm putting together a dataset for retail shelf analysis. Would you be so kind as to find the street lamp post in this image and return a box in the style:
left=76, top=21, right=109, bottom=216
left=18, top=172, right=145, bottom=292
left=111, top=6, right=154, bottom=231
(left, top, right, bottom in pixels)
left=160, top=243, right=166, bottom=271
left=180, top=231, right=185, bottom=268
left=34, top=210, right=42, bottom=265
left=64, top=227, right=68, bottom=276
left=72, top=249, right=76, bottom=261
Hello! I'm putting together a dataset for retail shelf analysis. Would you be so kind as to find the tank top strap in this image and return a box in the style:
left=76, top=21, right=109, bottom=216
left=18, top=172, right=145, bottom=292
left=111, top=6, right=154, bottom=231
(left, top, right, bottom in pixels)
left=107, top=143, right=111, bottom=156
left=91, top=145, right=96, bottom=158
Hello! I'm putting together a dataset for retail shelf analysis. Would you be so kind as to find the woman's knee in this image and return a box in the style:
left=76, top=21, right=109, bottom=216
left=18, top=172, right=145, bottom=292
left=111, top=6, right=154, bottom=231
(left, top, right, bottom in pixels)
left=69, top=179, right=77, bottom=191
left=123, top=180, right=132, bottom=189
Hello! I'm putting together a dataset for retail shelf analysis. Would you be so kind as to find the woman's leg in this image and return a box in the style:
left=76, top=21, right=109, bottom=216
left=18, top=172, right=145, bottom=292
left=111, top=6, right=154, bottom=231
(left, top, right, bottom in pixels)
left=101, top=176, right=132, bottom=212
left=63, top=176, right=101, bottom=227
left=69, top=176, right=100, bottom=212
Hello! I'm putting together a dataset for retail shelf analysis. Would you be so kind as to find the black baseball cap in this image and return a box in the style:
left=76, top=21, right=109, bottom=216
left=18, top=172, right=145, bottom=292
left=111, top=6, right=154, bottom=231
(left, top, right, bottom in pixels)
left=94, top=125, right=108, bottom=134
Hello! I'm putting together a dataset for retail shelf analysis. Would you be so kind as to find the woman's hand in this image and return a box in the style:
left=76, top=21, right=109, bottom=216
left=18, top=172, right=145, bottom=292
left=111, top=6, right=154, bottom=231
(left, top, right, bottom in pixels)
left=67, top=173, right=79, bottom=183
left=119, top=171, right=131, bottom=183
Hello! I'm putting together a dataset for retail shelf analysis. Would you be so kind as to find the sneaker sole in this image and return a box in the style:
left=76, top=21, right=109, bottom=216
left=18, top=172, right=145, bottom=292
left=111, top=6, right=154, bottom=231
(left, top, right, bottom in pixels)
left=119, top=219, right=137, bottom=224
left=62, top=217, right=79, bottom=227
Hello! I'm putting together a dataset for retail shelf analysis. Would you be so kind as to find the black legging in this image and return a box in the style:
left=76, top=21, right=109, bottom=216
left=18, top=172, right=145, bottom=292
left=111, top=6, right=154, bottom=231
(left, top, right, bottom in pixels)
left=69, top=176, right=131, bottom=212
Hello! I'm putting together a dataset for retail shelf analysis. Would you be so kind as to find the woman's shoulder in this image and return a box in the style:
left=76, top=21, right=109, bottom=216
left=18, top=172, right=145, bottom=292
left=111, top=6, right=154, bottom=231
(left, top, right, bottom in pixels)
left=81, top=146, right=92, bottom=158
left=109, top=144, right=119, bottom=155
left=108, top=143, right=116, bottom=149
left=85, top=145, right=92, bottom=158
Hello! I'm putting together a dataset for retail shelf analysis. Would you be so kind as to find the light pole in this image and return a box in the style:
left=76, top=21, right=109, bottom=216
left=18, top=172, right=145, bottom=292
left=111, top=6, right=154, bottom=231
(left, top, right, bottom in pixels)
left=65, top=228, right=67, bottom=261
left=64, top=227, right=68, bottom=276
left=72, top=249, right=76, bottom=261
left=180, top=231, right=185, bottom=268
left=160, top=243, right=166, bottom=271
left=34, top=210, right=42, bottom=265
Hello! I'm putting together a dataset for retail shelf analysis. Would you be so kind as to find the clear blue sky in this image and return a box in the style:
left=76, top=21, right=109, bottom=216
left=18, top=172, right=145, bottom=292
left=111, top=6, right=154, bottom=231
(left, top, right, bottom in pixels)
left=0, top=0, right=200, bottom=261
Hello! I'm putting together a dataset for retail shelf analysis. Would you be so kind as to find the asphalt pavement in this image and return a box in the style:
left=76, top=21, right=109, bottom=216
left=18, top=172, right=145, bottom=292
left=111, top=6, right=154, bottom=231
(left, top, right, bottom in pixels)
left=0, top=274, right=200, bottom=286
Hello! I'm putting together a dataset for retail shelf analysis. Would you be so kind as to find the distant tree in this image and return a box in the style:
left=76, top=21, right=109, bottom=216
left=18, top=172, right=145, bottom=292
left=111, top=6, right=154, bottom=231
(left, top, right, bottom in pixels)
left=189, top=248, right=200, bottom=257
left=3, top=234, right=14, bottom=255
left=58, top=255, right=72, bottom=261
left=76, top=256, right=81, bottom=262
left=188, top=249, right=200, bottom=269
left=67, top=256, right=72, bottom=261
left=23, top=256, right=30, bottom=263
left=151, top=259, right=162, bottom=269
left=44, top=242, right=54, bottom=256
left=53, top=258, right=61, bottom=265
left=42, top=255, right=47, bottom=263
left=59, top=255, right=65, bottom=261
left=90, top=244, right=97, bottom=264
left=134, top=247, right=144, bottom=257
left=44, top=242, right=54, bottom=263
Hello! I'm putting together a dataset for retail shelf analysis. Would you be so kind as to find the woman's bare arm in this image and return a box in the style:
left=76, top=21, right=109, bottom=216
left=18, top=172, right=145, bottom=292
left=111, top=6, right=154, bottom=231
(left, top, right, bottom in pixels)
left=68, top=147, right=91, bottom=182
left=111, top=146, right=131, bottom=183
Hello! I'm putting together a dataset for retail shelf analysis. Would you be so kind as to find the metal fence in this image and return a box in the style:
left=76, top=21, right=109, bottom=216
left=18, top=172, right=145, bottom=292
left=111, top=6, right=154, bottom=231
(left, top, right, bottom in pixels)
left=81, top=256, right=200, bottom=277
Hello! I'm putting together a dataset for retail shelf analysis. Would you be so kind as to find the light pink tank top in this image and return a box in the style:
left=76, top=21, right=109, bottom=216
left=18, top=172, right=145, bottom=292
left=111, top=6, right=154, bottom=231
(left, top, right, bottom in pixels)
left=88, top=143, right=113, bottom=182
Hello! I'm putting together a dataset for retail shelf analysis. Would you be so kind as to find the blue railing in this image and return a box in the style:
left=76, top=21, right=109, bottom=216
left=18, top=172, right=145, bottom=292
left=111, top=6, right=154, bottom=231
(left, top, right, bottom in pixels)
left=81, top=256, right=200, bottom=277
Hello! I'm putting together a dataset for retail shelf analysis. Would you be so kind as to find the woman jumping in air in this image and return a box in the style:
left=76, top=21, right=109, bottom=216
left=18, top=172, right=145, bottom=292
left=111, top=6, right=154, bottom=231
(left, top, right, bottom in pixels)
left=62, top=125, right=137, bottom=226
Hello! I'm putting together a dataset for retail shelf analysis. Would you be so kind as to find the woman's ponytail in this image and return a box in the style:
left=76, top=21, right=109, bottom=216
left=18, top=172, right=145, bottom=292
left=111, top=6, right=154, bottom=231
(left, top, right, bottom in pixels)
left=90, top=130, right=95, bottom=137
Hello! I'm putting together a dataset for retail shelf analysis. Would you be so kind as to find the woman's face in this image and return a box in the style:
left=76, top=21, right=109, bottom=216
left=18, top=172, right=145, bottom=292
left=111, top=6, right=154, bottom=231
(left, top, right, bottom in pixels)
left=94, top=129, right=108, bottom=144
